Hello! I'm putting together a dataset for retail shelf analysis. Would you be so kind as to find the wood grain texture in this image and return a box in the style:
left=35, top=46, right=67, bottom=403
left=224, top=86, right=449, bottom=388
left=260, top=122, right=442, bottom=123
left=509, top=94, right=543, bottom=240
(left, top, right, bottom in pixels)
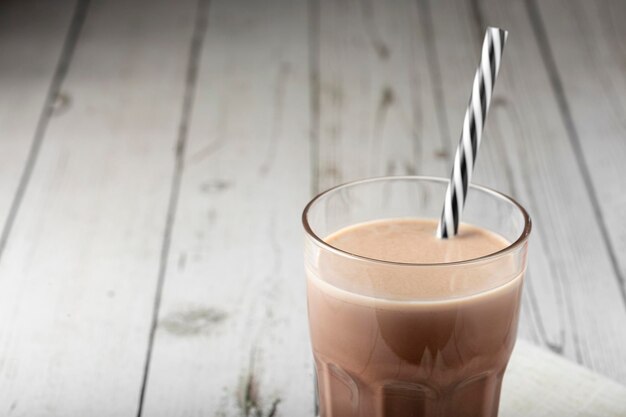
left=0, top=0, right=624, bottom=414
left=0, top=0, right=197, bottom=414
left=535, top=0, right=626, bottom=319
left=316, top=0, right=451, bottom=194
left=0, top=0, right=78, bottom=252
left=140, top=0, right=312, bottom=415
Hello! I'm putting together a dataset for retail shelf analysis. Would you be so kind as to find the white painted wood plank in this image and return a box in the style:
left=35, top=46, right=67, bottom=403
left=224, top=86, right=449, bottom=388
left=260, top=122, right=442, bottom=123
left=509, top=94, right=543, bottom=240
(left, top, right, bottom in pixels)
left=316, top=0, right=449, bottom=193
left=140, top=0, right=312, bottom=415
left=0, top=0, right=197, bottom=414
left=536, top=0, right=626, bottom=331
left=0, top=0, right=76, bottom=228
left=502, top=340, right=626, bottom=417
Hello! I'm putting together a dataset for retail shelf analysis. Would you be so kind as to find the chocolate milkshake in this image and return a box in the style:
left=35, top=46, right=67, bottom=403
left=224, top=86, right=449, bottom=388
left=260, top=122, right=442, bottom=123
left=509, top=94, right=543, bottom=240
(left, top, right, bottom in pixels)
left=306, top=218, right=524, bottom=417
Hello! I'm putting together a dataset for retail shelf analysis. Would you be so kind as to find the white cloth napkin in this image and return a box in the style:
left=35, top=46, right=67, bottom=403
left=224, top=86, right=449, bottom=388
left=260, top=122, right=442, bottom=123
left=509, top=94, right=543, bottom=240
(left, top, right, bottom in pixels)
left=501, top=339, right=626, bottom=416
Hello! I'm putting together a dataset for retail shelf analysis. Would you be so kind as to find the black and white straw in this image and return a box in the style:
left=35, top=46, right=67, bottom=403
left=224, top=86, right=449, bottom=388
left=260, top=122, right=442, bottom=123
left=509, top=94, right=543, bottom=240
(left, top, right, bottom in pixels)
left=437, top=27, right=508, bottom=239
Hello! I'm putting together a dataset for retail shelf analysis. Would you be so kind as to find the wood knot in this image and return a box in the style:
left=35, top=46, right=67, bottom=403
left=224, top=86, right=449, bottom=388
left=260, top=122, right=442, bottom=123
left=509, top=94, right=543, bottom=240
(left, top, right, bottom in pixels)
left=50, top=92, right=71, bottom=116
left=159, top=307, right=227, bottom=336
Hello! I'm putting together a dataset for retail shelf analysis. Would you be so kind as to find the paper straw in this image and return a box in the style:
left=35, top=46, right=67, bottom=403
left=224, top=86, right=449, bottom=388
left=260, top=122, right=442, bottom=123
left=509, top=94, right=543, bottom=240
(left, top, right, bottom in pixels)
left=437, top=27, right=508, bottom=238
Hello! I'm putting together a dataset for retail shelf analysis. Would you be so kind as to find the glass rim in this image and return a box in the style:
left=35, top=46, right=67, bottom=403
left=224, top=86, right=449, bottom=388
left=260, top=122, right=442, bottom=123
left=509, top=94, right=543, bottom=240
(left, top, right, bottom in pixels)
left=302, top=175, right=532, bottom=267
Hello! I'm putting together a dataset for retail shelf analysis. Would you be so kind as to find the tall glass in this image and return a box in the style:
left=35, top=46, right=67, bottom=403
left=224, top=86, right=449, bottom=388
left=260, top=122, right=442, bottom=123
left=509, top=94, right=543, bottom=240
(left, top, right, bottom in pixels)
left=303, top=176, right=531, bottom=417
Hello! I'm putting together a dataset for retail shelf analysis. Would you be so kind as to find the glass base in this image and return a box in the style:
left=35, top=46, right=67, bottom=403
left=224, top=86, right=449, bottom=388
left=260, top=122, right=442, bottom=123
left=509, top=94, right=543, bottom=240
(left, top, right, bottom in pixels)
left=314, top=364, right=505, bottom=417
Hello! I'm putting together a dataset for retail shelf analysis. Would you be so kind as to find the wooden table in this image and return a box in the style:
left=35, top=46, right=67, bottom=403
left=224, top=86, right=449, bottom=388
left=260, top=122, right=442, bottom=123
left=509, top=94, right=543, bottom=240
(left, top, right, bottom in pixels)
left=0, top=0, right=625, bottom=415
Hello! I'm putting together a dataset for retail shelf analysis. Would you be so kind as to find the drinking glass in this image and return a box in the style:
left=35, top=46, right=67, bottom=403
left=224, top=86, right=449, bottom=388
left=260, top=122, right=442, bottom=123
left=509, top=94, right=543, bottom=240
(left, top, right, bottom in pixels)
left=303, top=176, right=531, bottom=417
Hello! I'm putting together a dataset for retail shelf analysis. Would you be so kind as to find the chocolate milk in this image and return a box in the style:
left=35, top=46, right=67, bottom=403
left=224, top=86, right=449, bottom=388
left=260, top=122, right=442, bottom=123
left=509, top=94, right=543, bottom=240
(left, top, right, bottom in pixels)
left=307, top=219, right=524, bottom=417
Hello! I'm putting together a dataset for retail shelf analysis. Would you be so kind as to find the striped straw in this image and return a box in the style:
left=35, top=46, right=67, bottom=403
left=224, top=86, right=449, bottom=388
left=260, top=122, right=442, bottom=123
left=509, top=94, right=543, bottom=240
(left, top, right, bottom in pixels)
left=437, top=27, right=508, bottom=239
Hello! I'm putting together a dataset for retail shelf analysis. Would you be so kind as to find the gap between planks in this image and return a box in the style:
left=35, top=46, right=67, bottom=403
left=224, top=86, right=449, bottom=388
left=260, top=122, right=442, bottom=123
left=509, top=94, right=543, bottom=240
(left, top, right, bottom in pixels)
left=136, top=0, right=211, bottom=415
